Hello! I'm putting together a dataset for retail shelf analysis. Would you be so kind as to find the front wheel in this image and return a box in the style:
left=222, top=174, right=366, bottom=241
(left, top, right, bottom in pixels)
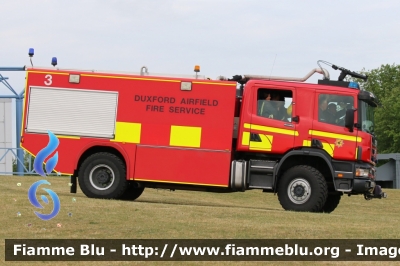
left=78, top=152, right=128, bottom=199
left=120, top=183, right=145, bottom=201
left=319, top=193, right=342, bottom=213
left=278, top=165, right=328, bottom=212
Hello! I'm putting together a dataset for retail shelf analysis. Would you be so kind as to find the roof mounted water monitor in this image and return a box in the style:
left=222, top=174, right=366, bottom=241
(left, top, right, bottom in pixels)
left=318, top=60, right=368, bottom=81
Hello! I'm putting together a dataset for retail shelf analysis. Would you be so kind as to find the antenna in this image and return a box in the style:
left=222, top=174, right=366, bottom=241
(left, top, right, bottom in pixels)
left=269, top=54, right=277, bottom=79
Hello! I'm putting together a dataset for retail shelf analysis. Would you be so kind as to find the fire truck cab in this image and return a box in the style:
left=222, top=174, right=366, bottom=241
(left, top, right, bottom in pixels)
left=21, top=60, right=386, bottom=213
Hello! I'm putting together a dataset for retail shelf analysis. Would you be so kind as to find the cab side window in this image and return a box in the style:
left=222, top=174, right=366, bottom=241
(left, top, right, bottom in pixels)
left=257, top=89, right=293, bottom=122
left=318, top=94, right=354, bottom=126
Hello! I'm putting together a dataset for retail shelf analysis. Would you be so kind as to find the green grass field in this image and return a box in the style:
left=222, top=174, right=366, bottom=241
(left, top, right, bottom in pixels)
left=1, top=175, right=399, bottom=266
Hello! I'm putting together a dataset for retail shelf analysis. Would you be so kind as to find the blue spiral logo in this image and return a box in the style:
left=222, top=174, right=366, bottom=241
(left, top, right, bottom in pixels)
left=33, top=130, right=59, bottom=176
left=28, top=180, right=60, bottom=220
left=30, top=130, right=61, bottom=220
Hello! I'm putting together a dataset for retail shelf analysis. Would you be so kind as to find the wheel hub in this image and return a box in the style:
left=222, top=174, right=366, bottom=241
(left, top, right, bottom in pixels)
left=89, top=164, right=115, bottom=190
left=293, top=185, right=305, bottom=197
left=96, top=170, right=111, bottom=183
left=287, top=178, right=311, bottom=204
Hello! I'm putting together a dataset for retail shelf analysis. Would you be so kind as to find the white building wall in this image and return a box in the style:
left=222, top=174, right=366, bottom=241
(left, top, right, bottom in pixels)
left=0, top=98, right=13, bottom=175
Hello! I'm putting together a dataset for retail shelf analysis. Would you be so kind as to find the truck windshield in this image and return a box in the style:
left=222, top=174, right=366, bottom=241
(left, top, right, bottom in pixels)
left=360, top=100, right=375, bottom=134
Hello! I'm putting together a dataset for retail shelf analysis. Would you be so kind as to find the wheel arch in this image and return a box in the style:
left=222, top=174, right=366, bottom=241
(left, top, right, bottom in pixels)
left=274, top=149, right=335, bottom=192
left=74, top=143, right=129, bottom=179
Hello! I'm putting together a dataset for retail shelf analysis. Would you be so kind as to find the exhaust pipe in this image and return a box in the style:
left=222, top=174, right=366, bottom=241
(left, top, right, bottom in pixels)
left=243, top=68, right=330, bottom=82
left=132, top=182, right=143, bottom=188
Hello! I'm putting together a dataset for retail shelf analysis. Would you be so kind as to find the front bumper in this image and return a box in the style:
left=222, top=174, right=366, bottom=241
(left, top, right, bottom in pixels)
left=353, top=178, right=375, bottom=193
left=333, top=161, right=387, bottom=199
left=353, top=178, right=387, bottom=199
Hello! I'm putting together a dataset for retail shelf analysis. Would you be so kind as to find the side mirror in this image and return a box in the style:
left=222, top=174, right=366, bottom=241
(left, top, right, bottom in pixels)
left=345, top=109, right=356, bottom=132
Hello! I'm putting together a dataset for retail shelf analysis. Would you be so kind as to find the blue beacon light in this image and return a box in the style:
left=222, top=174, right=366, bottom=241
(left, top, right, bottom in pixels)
left=51, top=57, right=57, bottom=67
left=348, top=81, right=360, bottom=89
left=29, top=48, right=34, bottom=57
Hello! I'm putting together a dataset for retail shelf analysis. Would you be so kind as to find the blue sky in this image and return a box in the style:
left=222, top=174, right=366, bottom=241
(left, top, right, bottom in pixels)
left=1, top=0, right=400, bottom=146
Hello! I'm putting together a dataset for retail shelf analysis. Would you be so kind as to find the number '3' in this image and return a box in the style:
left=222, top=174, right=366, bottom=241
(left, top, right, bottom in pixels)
left=44, top=74, right=52, bottom=86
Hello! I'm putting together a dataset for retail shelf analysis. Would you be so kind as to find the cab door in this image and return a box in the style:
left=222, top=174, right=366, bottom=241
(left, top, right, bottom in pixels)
left=239, top=84, right=297, bottom=154
left=310, top=90, right=358, bottom=160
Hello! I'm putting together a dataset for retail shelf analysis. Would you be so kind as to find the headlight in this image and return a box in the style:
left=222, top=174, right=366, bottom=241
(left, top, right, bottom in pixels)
left=355, top=168, right=370, bottom=178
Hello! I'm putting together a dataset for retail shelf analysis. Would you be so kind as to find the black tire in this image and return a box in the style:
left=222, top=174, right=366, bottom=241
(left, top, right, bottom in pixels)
left=120, top=183, right=145, bottom=201
left=78, top=152, right=128, bottom=199
left=319, top=193, right=342, bottom=213
left=278, top=165, right=328, bottom=212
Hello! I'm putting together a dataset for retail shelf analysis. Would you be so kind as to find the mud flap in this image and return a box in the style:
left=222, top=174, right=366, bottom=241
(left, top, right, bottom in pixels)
left=70, top=175, right=77, bottom=193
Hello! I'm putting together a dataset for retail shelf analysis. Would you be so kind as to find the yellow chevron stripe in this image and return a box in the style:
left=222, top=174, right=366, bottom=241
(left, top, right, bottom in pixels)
left=303, top=140, right=334, bottom=157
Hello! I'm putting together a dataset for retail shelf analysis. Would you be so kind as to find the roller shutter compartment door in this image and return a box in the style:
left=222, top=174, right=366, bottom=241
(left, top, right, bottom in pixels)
left=26, top=86, right=118, bottom=138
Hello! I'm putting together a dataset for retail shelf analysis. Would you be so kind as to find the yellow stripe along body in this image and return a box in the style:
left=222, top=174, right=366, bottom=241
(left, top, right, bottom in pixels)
left=242, top=123, right=362, bottom=156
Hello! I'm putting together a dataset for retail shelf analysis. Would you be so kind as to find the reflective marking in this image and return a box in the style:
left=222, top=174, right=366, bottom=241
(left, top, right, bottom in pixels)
left=242, top=132, right=250, bottom=145
left=81, top=73, right=180, bottom=83
left=20, top=145, right=62, bottom=174
left=192, top=81, right=236, bottom=86
left=56, top=135, right=80, bottom=139
left=138, top=144, right=229, bottom=152
left=322, top=143, right=334, bottom=157
left=21, top=72, right=28, bottom=137
left=20, top=146, right=36, bottom=158
left=170, top=125, right=201, bottom=148
left=244, top=123, right=298, bottom=136
left=303, top=140, right=311, bottom=147
left=309, top=130, right=361, bottom=142
left=303, top=139, right=334, bottom=157
left=111, top=122, right=141, bottom=143
left=242, top=132, right=273, bottom=151
left=134, top=178, right=228, bottom=187
left=249, top=134, right=273, bottom=151
left=28, top=71, right=69, bottom=75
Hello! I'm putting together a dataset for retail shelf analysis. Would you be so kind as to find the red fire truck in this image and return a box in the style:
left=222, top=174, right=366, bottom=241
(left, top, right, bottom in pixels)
left=20, top=60, right=386, bottom=213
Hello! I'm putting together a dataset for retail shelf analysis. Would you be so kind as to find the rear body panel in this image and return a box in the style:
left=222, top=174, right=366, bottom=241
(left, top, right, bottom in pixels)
left=21, top=68, right=237, bottom=187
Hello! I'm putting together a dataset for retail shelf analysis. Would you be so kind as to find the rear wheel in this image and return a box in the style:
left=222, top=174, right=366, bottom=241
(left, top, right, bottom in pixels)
left=278, top=165, right=328, bottom=212
left=78, top=152, right=128, bottom=199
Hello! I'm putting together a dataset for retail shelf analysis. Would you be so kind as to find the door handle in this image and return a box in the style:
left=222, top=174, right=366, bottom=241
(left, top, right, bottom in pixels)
left=292, top=116, right=299, bottom=122
left=284, top=123, right=294, bottom=128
